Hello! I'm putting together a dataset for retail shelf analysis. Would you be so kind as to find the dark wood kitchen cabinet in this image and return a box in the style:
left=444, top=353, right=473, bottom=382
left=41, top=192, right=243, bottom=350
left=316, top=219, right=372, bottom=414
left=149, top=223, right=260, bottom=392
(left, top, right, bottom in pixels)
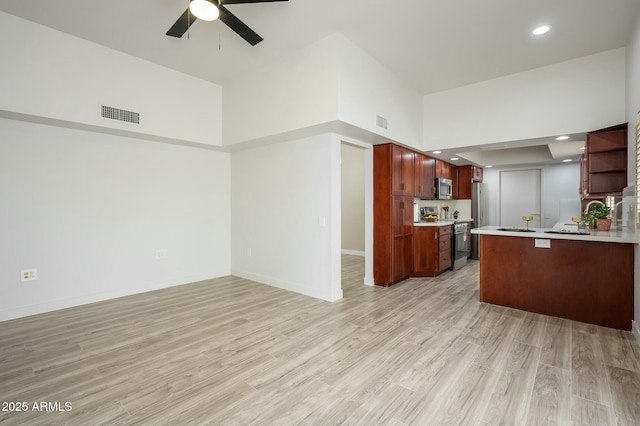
left=457, top=165, right=483, bottom=199
left=413, top=227, right=438, bottom=276
left=582, top=123, right=628, bottom=198
left=391, top=145, right=415, bottom=196
left=414, top=153, right=436, bottom=199
left=435, top=160, right=453, bottom=179
left=413, top=225, right=451, bottom=277
left=473, top=166, right=483, bottom=181
left=374, top=144, right=414, bottom=286
left=391, top=195, right=415, bottom=282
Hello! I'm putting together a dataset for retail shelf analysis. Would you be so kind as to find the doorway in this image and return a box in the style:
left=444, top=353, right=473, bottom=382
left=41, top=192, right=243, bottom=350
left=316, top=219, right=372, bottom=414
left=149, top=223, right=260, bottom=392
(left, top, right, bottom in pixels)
left=340, top=143, right=366, bottom=256
left=499, top=168, right=542, bottom=228
left=339, top=140, right=374, bottom=291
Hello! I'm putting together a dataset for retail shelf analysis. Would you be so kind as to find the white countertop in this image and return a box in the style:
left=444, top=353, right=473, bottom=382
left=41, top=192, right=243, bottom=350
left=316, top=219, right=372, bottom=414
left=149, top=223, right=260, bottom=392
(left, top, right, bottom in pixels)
left=414, top=220, right=455, bottom=227
left=414, top=218, right=473, bottom=227
left=471, top=225, right=640, bottom=244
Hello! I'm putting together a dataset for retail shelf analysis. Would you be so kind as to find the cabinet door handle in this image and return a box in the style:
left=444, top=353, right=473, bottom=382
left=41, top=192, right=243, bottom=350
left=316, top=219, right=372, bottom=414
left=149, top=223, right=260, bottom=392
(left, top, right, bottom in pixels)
left=401, top=183, right=406, bottom=190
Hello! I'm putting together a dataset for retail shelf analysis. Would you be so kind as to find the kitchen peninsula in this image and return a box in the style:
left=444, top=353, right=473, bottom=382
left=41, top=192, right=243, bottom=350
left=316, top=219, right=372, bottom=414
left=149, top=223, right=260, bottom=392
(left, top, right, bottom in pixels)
left=472, top=226, right=638, bottom=330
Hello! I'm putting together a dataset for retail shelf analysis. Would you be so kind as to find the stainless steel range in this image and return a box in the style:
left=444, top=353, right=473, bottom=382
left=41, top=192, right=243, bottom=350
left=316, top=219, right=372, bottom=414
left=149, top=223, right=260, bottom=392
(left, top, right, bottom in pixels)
left=452, top=221, right=469, bottom=270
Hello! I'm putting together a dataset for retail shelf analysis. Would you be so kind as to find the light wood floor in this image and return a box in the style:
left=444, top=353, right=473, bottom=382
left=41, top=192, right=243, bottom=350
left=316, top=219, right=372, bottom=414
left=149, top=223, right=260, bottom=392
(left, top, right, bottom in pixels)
left=1, top=256, right=640, bottom=425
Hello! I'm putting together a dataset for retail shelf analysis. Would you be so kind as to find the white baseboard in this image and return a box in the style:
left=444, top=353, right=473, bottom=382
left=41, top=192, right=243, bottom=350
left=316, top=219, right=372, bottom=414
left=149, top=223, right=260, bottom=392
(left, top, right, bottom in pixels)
left=341, top=249, right=365, bottom=257
left=0, top=272, right=218, bottom=322
left=231, top=268, right=343, bottom=302
left=633, top=320, right=640, bottom=343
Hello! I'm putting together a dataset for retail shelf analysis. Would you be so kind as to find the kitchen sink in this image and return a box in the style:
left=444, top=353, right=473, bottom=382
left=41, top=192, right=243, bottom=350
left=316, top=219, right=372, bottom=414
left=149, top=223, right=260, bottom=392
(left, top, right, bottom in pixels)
left=496, top=227, right=536, bottom=232
left=544, top=230, right=589, bottom=235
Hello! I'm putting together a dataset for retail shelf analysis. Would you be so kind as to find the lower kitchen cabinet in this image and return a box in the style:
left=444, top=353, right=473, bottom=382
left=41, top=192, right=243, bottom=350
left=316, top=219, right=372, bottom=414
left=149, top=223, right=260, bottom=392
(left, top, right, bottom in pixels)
left=438, top=225, right=452, bottom=272
left=413, top=225, right=452, bottom=277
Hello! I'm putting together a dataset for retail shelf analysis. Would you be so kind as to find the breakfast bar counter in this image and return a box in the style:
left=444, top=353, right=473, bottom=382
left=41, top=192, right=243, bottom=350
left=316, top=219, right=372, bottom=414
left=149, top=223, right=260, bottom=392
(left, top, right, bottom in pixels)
left=471, top=226, right=639, bottom=330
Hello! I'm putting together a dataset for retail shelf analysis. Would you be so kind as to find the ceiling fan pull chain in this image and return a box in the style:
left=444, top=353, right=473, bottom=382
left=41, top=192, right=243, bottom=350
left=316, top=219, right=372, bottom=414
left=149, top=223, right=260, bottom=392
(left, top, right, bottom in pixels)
left=187, top=0, right=191, bottom=39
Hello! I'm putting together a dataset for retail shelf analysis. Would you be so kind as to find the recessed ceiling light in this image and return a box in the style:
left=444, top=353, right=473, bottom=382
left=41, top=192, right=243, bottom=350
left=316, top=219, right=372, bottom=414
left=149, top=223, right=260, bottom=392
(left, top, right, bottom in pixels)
left=485, top=165, right=493, bottom=168
left=533, top=25, right=551, bottom=35
left=562, top=159, right=572, bottom=163
left=555, top=135, right=570, bottom=140
left=432, top=150, right=442, bottom=154
left=450, top=157, right=459, bottom=161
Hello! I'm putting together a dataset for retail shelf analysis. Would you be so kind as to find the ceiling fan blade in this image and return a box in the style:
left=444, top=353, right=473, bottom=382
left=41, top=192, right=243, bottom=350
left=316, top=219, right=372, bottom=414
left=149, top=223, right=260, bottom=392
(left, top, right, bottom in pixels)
left=166, top=8, right=197, bottom=38
left=222, top=0, right=288, bottom=3
left=219, top=4, right=263, bottom=45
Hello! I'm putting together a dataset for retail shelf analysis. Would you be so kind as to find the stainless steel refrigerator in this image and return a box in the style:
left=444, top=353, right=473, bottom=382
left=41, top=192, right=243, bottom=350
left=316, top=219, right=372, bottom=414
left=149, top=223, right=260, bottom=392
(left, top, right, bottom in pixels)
left=471, top=182, right=488, bottom=259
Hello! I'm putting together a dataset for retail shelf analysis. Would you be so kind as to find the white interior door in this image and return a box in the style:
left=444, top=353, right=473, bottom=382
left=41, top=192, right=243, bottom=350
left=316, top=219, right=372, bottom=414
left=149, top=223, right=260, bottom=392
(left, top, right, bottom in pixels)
left=499, top=169, right=541, bottom=228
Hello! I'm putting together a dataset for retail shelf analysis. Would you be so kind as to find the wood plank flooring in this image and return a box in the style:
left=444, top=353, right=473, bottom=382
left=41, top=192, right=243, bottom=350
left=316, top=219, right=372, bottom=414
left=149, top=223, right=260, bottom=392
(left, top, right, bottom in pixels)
left=1, top=256, right=640, bottom=425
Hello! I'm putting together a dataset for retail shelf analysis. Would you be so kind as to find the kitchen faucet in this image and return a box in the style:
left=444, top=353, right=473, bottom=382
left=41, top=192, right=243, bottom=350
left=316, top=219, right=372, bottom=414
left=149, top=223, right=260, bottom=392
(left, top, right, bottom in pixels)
left=583, top=200, right=604, bottom=216
left=611, top=200, right=632, bottom=230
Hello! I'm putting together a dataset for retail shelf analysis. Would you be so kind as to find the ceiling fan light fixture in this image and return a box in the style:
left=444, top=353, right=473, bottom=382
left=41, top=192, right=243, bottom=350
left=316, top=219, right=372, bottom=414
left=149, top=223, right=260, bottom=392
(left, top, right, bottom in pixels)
left=189, top=0, right=219, bottom=21
left=532, top=25, right=551, bottom=36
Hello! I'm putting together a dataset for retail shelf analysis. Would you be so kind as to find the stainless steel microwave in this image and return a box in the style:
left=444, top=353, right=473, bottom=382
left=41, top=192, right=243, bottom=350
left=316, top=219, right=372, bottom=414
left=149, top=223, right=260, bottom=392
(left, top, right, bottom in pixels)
left=435, top=177, right=452, bottom=199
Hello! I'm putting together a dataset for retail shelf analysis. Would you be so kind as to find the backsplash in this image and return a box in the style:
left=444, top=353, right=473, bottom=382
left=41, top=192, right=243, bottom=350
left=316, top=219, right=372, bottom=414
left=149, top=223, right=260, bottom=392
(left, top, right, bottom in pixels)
left=415, top=199, right=472, bottom=220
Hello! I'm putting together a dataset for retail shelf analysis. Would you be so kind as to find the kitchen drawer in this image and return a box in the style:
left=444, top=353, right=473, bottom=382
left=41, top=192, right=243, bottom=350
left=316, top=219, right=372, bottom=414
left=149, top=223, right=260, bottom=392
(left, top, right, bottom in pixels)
left=439, top=235, right=451, bottom=252
left=439, top=225, right=452, bottom=236
left=439, top=249, right=451, bottom=271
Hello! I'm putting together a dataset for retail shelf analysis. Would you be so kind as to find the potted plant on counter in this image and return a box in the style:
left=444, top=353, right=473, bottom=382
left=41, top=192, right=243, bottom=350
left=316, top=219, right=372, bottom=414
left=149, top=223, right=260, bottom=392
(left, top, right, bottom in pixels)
left=585, top=203, right=612, bottom=231
left=453, top=210, right=459, bottom=220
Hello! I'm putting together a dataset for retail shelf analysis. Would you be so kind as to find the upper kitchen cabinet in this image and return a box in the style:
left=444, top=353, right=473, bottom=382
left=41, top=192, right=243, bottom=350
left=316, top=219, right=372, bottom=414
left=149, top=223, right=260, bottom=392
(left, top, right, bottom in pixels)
left=582, top=123, right=628, bottom=198
left=435, top=160, right=453, bottom=179
left=457, top=165, right=483, bottom=199
left=414, top=153, right=436, bottom=199
left=391, top=145, right=415, bottom=196
left=473, top=166, right=483, bottom=182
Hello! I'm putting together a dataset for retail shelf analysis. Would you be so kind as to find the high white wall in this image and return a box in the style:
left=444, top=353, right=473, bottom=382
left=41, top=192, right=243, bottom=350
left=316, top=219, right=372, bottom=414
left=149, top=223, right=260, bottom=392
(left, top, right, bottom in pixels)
left=223, top=35, right=340, bottom=147
left=482, top=163, right=580, bottom=228
left=223, top=33, right=423, bottom=149
left=0, top=118, right=231, bottom=321
left=230, top=134, right=342, bottom=301
left=341, top=143, right=365, bottom=254
left=337, top=36, right=423, bottom=151
left=625, top=7, right=640, bottom=337
left=424, top=49, right=627, bottom=150
left=0, top=11, right=222, bottom=147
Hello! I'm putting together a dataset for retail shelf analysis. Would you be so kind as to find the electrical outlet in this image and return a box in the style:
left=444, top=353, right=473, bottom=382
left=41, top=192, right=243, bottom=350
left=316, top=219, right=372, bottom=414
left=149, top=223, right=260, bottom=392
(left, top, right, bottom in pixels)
left=21, top=269, right=37, bottom=282
left=155, top=250, right=166, bottom=259
left=247, top=248, right=252, bottom=257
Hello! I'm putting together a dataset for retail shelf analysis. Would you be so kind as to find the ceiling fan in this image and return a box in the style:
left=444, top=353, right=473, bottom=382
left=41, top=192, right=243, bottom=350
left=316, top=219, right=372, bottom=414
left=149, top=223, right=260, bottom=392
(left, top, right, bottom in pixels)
left=166, top=0, right=288, bottom=46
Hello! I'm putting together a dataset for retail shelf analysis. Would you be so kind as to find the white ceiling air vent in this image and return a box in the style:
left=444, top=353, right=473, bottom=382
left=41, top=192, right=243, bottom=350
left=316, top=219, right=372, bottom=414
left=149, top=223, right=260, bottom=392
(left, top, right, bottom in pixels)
left=376, top=114, right=388, bottom=130
left=101, top=105, right=140, bottom=124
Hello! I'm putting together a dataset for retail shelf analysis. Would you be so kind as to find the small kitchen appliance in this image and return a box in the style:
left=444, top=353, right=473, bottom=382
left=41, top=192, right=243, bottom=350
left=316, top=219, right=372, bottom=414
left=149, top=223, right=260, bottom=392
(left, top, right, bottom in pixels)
left=421, top=206, right=438, bottom=221
left=435, top=178, right=453, bottom=200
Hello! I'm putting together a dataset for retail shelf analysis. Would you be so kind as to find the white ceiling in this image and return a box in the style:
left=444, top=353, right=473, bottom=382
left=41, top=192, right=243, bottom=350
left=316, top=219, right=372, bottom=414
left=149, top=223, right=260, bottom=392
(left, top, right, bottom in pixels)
left=1, top=0, right=638, bottom=165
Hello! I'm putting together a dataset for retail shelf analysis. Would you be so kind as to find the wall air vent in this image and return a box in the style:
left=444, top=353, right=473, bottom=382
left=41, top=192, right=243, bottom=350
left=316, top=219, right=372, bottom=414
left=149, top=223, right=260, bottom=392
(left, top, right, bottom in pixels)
left=376, top=114, right=388, bottom=130
left=101, top=105, right=140, bottom=124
